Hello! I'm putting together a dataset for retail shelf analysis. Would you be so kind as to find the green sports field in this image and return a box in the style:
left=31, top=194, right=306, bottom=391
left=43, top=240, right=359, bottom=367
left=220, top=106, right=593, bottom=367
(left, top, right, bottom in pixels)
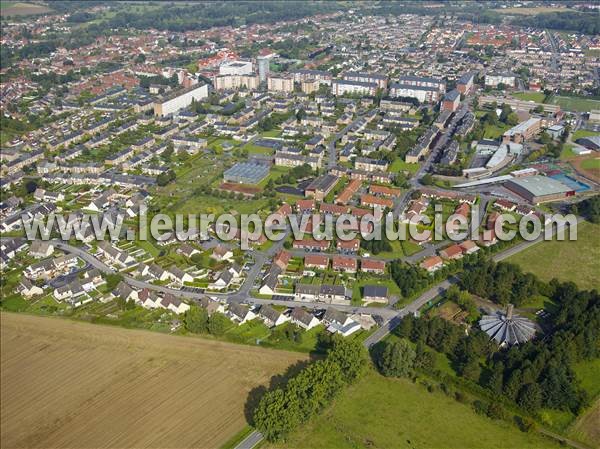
left=266, top=370, right=561, bottom=449
left=547, top=95, right=600, bottom=113
left=507, top=221, right=600, bottom=291
left=512, top=91, right=546, bottom=103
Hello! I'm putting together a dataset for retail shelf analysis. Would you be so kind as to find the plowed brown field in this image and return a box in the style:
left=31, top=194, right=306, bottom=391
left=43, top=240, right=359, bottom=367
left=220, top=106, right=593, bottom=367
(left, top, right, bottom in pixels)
left=0, top=313, right=306, bottom=449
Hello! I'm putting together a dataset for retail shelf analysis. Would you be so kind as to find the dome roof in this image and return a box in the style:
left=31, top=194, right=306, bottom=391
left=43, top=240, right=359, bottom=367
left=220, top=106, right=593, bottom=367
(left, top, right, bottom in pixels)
left=479, top=304, right=536, bottom=346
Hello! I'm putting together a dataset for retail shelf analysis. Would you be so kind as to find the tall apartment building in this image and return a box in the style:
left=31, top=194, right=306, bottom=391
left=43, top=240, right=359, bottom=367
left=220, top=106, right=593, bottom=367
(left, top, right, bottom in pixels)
left=342, top=72, right=388, bottom=89
left=153, top=84, right=208, bottom=117
left=301, top=79, right=320, bottom=94
left=213, top=74, right=259, bottom=90
left=291, top=69, right=333, bottom=85
left=257, top=56, right=270, bottom=83
left=397, top=75, right=446, bottom=93
left=267, top=75, right=294, bottom=93
left=332, top=80, right=377, bottom=96
left=485, top=73, right=516, bottom=88
left=389, top=83, right=440, bottom=103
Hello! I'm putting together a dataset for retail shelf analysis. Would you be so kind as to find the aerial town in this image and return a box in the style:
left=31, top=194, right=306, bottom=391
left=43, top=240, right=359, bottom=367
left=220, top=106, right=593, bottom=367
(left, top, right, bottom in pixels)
left=1, top=2, right=599, bottom=449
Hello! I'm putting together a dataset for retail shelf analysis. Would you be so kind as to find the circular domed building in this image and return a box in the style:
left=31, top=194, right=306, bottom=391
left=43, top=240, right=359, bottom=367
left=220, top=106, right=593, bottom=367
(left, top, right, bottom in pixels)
left=479, top=304, right=536, bottom=346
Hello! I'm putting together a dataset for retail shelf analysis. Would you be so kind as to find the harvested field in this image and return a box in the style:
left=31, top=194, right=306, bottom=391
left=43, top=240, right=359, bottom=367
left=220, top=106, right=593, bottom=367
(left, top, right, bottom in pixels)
left=1, top=313, right=307, bottom=449
left=0, top=2, right=52, bottom=16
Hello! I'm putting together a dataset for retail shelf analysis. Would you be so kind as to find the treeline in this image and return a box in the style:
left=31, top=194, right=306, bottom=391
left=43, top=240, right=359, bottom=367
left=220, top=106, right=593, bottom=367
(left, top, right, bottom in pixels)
left=99, top=2, right=341, bottom=32
left=253, top=337, right=368, bottom=441
left=570, top=195, right=600, bottom=224
left=512, top=11, right=600, bottom=35
left=384, top=270, right=599, bottom=416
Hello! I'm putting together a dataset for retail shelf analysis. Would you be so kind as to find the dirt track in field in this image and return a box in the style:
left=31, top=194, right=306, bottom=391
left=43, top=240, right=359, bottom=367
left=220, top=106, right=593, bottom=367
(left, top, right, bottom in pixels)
left=0, top=313, right=307, bottom=449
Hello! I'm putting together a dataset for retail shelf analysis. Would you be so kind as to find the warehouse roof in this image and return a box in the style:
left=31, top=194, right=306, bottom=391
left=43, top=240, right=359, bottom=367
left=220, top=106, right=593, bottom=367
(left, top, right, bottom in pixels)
left=506, top=175, right=573, bottom=197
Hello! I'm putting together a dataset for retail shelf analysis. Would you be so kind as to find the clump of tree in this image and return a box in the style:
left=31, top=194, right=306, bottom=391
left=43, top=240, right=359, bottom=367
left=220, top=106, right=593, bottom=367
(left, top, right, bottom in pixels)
left=156, top=169, right=176, bottom=186
left=570, top=195, right=600, bottom=224
left=459, top=260, right=539, bottom=307
left=253, top=337, right=368, bottom=442
left=183, top=305, right=230, bottom=336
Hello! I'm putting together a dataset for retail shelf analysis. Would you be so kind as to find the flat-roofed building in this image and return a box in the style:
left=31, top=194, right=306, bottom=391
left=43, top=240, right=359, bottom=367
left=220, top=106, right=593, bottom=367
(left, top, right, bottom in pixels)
left=504, top=175, right=575, bottom=204
left=485, top=73, right=516, bottom=88
left=397, top=75, right=446, bottom=93
left=213, top=74, right=259, bottom=90
left=343, top=72, right=388, bottom=89
left=267, top=75, right=294, bottom=93
left=153, top=84, right=208, bottom=117
left=223, top=162, right=269, bottom=184
left=389, top=83, right=441, bottom=103
left=502, top=118, right=541, bottom=144
left=219, top=60, right=253, bottom=76
left=332, top=80, right=377, bottom=96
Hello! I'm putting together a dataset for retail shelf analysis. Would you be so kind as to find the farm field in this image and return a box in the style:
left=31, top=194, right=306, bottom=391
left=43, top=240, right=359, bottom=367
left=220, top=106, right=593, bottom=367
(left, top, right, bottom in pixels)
left=0, top=312, right=307, bottom=449
left=0, top=1, right=51, bottom=16
left=266, top=370, right=561, bottom=449
left=494, top=7, right=570, bottom=15
left=507, top=221, right=600, bottom=290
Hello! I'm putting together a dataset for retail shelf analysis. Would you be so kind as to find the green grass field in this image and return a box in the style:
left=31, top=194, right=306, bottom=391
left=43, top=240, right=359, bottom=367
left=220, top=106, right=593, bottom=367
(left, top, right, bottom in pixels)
left=581, top=158, right=600, bottom=170
left=507, top=221, right=600, bottom=290
left=484, top=122, right=510, bottom=139
left=512, top=92, right=546, bottom=103
left=266, top=370, right=561, bottom=449
left=548, top=96, right=600, bottom=113
left=572, top=129, right=600, bottom=140
left=390, top=158, right=419, bottom=175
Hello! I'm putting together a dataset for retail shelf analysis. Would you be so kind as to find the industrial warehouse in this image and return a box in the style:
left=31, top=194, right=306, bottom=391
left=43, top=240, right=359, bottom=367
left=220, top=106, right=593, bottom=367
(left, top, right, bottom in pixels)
left=504, top=175, right=575, bottom=204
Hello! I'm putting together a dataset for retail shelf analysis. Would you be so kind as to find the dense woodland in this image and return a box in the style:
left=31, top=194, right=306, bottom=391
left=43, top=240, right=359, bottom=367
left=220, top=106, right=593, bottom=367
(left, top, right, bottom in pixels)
left=379, top=265, right=599, bottom=418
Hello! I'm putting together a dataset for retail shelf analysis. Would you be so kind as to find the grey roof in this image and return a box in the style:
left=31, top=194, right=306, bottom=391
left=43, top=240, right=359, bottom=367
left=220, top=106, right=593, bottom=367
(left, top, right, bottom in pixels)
left=229, top=303, right=251, bottom=320
left=479, top=306, right=536, bottom=345
left=506, top=175, right=573, bottom=197
left=291, top=307, right=316, bottom=326
left=223, top=162, right=270, bottom=184
left=259, top=304, right=282, bottom=322
left=444, top=89, right=460, bottom=102
left=322, top=307, right=347, bottom=325
left=363, top=285, right=388, bottom=298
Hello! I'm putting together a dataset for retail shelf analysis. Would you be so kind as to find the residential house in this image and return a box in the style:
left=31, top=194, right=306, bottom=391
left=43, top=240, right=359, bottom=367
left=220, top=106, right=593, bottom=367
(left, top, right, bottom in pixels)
left=304, top=254, right=329, bottom=270
left=439, top=244, right=463, bottom=260
left=17, top=279, right=44, bottom=298
left=332, top=255, right=357, bottom=273
left=420, top=255, right=444, bottom=273
left=362, top=285, right=388, bottom=304
left=322, top=308, right=361, bottom=337
left=259, top=305, right=290, bottom=328
left=211, top=244, right=234, bottom=262
left=29, top=240, right=54, bottom=258
left=228, top=304, right=256, bottom=325
left=290, top=307, right=321, bottom=330
left=198, top=297, right=226, bottom=316
left=361, top=258, right=385, bottom=274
